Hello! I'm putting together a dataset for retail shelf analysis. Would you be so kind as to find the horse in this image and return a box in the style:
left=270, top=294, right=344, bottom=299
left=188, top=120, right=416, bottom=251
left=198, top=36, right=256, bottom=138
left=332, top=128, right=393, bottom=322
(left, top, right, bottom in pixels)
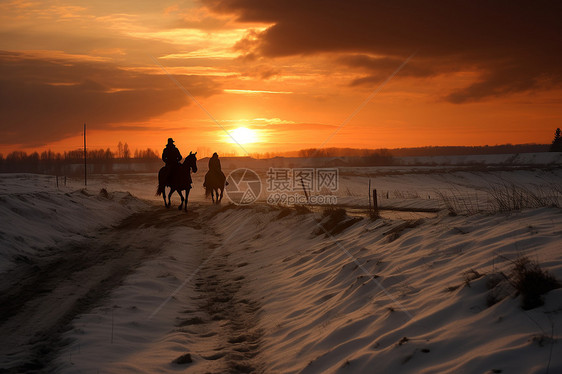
left=156, top=152, right=197, bottom=211
left=204, top=170, right=226, bottom=204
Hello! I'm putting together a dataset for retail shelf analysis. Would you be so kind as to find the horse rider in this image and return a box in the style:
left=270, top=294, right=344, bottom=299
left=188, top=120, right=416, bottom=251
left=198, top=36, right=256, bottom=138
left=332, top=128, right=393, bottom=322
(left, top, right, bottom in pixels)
left=204, top=152, right=228, bottom=187
left=162, top=138, right=182, bottom=184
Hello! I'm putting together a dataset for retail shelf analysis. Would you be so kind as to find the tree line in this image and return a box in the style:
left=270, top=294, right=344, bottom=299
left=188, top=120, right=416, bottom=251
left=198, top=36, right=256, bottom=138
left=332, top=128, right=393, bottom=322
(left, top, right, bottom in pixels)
left=248, top=142, right=555, bottom=160
left=0, top=147, right=160, bottom=174
left=295, top=148, right=395, bottom=166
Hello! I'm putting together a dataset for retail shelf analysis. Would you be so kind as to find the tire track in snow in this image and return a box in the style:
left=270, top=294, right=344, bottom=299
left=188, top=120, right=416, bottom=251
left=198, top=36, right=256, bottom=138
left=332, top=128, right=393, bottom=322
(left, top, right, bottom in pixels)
left=174, top=207, right=264, bottom=374
left=0, top=206, right=201, bottom=373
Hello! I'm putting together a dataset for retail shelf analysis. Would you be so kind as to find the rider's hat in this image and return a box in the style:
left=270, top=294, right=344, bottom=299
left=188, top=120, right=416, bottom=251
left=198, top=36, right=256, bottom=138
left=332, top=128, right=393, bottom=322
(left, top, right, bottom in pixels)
left=167, top=138, right=174, bottom=145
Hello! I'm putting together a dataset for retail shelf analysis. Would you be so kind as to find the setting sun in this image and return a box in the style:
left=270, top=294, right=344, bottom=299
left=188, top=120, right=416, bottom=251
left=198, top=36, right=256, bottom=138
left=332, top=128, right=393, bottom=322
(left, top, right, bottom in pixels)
left=225, top=127, right=259, bottom=145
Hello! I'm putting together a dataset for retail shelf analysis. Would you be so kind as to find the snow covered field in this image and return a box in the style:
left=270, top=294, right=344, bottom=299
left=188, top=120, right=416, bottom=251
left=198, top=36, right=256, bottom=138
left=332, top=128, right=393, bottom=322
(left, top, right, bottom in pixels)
left=0, top=158, right=561, bottom=373
left=0, top=174, right=148, bottom=273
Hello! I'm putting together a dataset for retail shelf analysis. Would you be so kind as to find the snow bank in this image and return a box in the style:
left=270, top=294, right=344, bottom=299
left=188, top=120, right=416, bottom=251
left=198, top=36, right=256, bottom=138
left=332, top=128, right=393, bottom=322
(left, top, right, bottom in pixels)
left=0, top=173, right=148, bottom=272
left=53, top=201, right=562, bottom=373
left=214, top=206, right=562, bottom=373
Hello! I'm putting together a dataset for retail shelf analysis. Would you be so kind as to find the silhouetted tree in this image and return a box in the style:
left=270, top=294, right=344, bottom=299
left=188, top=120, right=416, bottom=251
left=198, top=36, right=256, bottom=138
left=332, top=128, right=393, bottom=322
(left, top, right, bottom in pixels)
left=134, top=148, right=159, bottom=159
left=123, top=143, right=130, bottom=159
left=550, top=128, right=562, bottom=152
left=117, top=141, right=123, bottom=158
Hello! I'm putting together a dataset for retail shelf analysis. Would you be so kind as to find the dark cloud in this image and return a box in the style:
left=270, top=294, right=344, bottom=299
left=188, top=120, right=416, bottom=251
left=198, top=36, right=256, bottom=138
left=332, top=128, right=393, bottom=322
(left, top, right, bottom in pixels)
left=205, top=0, right=562, bottom=102
left=337, top=55, right=440, bottom=86
left=0, top=51, right=220, bottom=146
left=445, top=57, right=558, bottom=103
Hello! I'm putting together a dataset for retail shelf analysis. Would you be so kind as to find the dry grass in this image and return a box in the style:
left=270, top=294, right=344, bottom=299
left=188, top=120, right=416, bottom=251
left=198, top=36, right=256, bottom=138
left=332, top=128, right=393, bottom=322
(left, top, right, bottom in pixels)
left=436, top=182, right=562, bottom=215
left=315, top=207, right=362, bottom=236
left=509, top=257, right=560, bottom=310
left=277, top=207, right=293, bottom=219
left=488, top=183, right=561, bottom=212
left=463, top=269, right=484, bottom=287
left=294, top=204, right=312, bottom=215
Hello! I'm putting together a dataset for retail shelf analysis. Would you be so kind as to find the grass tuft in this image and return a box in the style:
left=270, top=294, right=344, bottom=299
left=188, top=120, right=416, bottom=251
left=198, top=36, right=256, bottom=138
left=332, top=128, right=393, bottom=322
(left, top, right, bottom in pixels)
left=463, top=269, right=483, bottom=287
left=172, top=353, right=193, bottom=365
left=294, top=204, right=312, bottom=215
left=316, top=207, right=361, bottom=236
left=510, top=257, right=560, bottom=310
left=277, top=207, right=293, bottom=219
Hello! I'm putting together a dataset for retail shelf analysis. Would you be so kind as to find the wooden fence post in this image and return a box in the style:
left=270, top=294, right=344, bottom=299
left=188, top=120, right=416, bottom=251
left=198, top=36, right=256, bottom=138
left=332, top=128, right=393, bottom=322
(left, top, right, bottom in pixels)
left=372, top=189, right=379, bottom=218
left=300, top=178, right=309, bottom=203
left=84, top=123, right=87, bottom=187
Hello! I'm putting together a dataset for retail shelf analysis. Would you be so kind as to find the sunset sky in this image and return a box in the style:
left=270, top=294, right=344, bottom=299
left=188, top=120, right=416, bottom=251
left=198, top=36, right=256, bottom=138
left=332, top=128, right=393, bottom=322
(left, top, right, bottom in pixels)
left=1, top=0, right=561, bottom=157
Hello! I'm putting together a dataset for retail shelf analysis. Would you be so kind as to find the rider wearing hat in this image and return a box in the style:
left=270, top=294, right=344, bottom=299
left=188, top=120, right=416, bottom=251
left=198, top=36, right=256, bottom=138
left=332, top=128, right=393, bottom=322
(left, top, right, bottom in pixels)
left=162, top=138, right=182, bottom=184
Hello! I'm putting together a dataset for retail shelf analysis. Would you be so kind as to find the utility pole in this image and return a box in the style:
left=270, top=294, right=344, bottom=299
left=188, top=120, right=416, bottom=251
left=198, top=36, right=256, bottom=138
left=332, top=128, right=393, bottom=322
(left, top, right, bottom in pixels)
left=84, top=123, right=87, bottom=186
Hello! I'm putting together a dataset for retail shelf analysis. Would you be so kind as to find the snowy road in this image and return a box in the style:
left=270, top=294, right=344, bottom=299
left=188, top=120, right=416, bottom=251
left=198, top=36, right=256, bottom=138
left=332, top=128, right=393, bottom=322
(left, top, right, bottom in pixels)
left=0, top=203, right=267, bottom=373
left=0, top=206, right=200, bottom=372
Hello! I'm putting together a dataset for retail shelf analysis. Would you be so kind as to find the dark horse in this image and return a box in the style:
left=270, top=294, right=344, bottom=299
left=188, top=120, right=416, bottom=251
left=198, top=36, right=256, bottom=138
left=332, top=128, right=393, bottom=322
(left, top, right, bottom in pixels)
left=204, top=170, right=226, bottom=204
left=156, top=152, right=197, bottom=211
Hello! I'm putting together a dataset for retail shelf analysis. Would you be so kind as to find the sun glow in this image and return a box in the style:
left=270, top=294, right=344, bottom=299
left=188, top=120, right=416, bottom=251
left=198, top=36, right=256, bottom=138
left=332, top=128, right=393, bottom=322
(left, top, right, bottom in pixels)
left=225, top=127, right=259, bottom=144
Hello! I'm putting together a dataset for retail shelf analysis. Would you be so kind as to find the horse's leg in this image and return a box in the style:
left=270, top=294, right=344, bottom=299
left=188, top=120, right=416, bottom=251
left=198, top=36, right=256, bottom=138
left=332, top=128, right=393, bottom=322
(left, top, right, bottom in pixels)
left=219, top=187, right=224, bottom=203
left=184, top=188, right=190, bottom=211
left=177, top=190, right=184, bottom=210
left=162, top=186, right=168, bottom=207
left=167, top=188, right=174, bottom=208
left=211, top=188, right=216, bottom=204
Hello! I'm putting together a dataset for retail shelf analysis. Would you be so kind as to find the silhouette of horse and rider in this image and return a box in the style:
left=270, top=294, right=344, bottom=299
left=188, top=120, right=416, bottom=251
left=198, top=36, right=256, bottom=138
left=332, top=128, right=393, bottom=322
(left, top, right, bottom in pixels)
left=204, top=152, right=228, bottom=204
left=156, top=138, right=228, bottom=210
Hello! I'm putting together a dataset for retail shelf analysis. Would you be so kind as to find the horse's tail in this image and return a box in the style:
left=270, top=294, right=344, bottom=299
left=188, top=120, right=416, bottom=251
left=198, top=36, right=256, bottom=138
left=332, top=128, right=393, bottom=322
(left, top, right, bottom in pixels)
left=156, top=184, right=164, bottom=196
left=156, top=166, right=166, bottom=196
left=205, top=185, right=211, bottom=198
